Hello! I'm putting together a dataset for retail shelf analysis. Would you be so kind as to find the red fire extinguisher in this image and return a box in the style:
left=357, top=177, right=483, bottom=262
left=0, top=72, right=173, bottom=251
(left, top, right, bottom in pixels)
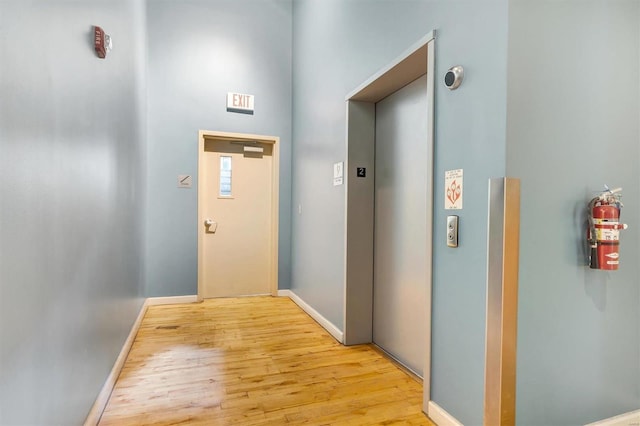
left=587, top=187, right=628, bottom=270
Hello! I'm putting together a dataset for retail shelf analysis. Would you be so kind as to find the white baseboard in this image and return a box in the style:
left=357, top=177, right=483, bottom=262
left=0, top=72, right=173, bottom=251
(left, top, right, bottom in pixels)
left=146, top=295, right=198, bottom=306
left=278, top=289, right=344, bottom=343
left=84, top=301, right=148, bottom=426
left=585, top=409, right=640, bottom=426
left=427, top=400, right=464, bottom=426
left=84, top=295, right=198, bottom=426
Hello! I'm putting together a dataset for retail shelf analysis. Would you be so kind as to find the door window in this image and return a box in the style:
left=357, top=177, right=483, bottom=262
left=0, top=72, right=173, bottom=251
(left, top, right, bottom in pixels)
left=219, top=156, right=232, bottom=197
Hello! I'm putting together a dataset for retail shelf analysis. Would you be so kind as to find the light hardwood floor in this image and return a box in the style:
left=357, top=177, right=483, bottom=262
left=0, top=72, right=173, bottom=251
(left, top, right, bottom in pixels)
left=99, top=296, right=434, bottom=425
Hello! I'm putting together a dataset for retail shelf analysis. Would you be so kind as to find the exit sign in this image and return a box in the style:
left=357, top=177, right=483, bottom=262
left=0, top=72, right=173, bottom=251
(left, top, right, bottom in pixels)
left=227, top=92, right=254, bottom=114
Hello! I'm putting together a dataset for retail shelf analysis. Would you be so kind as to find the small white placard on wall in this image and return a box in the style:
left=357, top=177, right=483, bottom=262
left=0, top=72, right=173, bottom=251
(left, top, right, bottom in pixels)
left=333, top=162, right=344, bottom=186
left=226, top=92, right=255, bottom=114
left=445, top=169, right=463, bottom=209
left=177, top=175, right=192, bottom=188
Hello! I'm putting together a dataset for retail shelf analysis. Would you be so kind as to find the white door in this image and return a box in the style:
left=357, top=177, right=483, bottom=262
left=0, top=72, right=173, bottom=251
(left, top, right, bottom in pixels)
left=373, top=75, right=428, bottom=376
left=200, top=137, right=275, bottom=298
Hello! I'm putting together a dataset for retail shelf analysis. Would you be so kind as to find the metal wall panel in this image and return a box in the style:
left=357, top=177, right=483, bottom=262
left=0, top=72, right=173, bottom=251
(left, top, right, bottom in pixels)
left=484, top=177, right=520, bottom=425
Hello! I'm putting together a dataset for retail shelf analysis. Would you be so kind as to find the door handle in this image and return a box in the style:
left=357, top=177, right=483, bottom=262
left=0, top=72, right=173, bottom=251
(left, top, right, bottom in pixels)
left=204, top=219, right=217, bottom=233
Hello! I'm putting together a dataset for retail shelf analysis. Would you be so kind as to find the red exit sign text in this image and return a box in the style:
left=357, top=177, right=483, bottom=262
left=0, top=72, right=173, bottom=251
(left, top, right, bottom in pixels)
left=226, top=92, right=255, bottom=114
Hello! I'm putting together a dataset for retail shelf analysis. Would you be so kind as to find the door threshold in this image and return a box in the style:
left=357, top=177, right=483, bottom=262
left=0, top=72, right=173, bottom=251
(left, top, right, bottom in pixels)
left=369, top=343, right=423, bottom=383
left=203, top=293, right=273, bottom=299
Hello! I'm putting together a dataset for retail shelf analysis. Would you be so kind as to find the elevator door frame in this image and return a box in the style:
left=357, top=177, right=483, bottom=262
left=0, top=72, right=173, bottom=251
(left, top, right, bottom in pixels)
left=343, top=31, right=435, bottom=411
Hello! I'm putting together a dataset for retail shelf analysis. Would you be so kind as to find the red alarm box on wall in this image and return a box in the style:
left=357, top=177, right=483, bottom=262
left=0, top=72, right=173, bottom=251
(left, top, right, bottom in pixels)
left=94, top=26, right=112, bottom=59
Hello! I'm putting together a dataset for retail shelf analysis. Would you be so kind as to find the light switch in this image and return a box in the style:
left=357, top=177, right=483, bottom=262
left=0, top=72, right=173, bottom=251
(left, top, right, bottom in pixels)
left=447, top=215, right=458, bottom=248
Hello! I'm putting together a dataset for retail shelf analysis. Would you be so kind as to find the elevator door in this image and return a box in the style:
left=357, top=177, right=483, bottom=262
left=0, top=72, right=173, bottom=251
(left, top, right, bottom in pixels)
left=373, top=74, right=428, bottom=376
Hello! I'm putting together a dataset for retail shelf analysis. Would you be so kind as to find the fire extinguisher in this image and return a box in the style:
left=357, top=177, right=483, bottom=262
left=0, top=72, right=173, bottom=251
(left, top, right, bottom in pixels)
left=587, top=186, right=628, bottom=270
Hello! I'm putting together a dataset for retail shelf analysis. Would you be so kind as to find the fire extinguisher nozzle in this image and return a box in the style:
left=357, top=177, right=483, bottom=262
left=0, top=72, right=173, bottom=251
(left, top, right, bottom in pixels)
left=590, top=246, right=599, bottom=269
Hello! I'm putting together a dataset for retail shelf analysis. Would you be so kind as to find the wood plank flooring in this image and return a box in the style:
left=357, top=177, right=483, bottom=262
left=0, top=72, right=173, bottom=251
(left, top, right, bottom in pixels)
left=99, top=296, right=434, bottom=425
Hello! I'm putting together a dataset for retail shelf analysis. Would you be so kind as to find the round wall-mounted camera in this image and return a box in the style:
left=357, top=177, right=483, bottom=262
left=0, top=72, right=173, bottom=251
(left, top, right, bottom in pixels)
left=444, top=66, right=464, bottom=90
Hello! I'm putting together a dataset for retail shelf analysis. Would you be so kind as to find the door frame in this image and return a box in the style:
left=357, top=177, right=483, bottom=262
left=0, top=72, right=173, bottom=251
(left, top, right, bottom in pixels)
left=342, top=32, right=435, bottom=410
left=197, top=130, right=279, bottom=301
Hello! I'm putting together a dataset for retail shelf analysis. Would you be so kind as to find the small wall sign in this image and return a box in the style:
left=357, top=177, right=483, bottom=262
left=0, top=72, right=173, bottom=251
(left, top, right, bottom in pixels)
left=177, top=175, right=193, bottom=188
left=445, top=169, right=463, bottom=209
left=357, top=167, right=366, bottom=178
left=333, top=162, right=344, bottom=186
left=226, top=92, right=255, bottom=114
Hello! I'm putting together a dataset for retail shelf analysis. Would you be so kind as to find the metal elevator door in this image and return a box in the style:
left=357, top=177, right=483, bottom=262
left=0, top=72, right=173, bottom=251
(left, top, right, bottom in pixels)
left=373, top=74, right=428, bottom=376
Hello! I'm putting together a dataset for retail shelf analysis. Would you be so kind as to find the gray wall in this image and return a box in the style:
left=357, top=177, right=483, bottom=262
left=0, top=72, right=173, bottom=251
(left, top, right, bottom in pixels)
left=291, top=1, right=508, bottom=424
left=145, top=0, right=292, bottom=296
left=0, top=1, right=147, bottom=424
left=506, top=1, right=640, bottom=424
